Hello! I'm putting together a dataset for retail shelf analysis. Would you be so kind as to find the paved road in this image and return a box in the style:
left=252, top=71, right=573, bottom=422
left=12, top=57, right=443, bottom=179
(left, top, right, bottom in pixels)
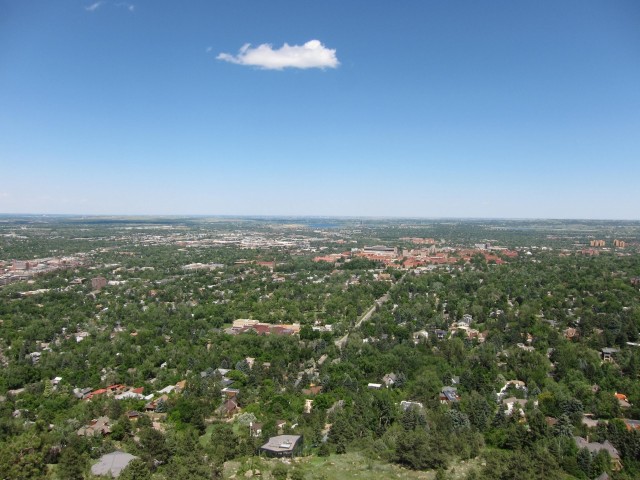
left=335, top=273, right=406, bottom=349
left=354, top=293, right=389, bottom=329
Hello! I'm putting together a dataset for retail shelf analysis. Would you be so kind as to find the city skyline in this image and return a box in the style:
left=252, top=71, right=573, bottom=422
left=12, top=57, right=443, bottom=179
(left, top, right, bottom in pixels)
left=1, top=1, right=639, bottom=219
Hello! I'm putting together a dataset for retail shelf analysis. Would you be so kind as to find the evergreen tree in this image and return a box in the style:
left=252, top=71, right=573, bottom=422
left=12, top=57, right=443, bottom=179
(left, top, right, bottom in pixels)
left=329, top=412, right=355, bottom=447
left=576, top=448, right=592, bottom=477
left=395, top=429, right=447, bottom=470
left=401, top=407, right=418, bottom=431
left=119, top=458, right=152, bottom=480
left=139, top=427, right=170, bottom=465
left=56, top=447, right=85, bottom=480
left=464, top=392, right=493, bottom=432
left=590, top=450, right=611, bottom=479
left=554, top=414, right=573, bottom=438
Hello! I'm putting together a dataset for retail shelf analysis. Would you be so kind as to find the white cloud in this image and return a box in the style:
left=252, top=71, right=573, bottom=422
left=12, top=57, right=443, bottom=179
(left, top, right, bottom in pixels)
left=206, top=46, right=213, bottom=53
left=116, top=2, right=135, bottom=12
left=86, top=2, right=135, bottom=13
left=217, top=39, right=339, bottom=70
left=85, top=1, right=104, bottom=11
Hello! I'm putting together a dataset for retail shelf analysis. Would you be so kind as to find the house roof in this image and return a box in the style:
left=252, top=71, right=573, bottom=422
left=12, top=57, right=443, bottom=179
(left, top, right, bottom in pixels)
left=382, top=373, right=397, bottom=384
left=250, top=422, right=263, bottom=432
left=91, top=451, right=138, bottom=477
left=581, top=416, right=601, bottom=428
left=574, top=437, right=620, bottom=459
left=260, top=435, right=301, bottom=453
left=78, top=416, right=111, bottom=436
left=400, top=400, right=423, bottom=411
left=440, top=387, right=460, bottom=402
left=503, top=397, right=527, bottom=406
left=218, top=398, right=238, bottom=414
left=302, top=385, right=323, bottom=396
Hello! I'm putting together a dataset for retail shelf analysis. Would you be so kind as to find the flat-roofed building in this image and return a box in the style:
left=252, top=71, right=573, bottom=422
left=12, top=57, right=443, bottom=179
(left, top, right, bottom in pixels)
left=233, top=319, right=260, bottom=329
left=363, top=245, right=397, bottom=256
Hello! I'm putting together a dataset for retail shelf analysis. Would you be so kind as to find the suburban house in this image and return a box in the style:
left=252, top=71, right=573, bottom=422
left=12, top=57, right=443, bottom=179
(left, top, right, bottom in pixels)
left=400, top=400, right=424, bottom=411
left=497, top=380, right=527, bottom=400
left=382, top=373, right=397, bottom=388
left=126, top=410, right=143, bottom=420
left=115, top=387, right=145, bottom=400
left=459, top=314, right=472, bottom=327
left=218, top=398, right=239, bottom=418
left=83, top=384, right=146, bottom=401
left=601, top=348, right=619, bottom=363
left=435, top=329, right=447, bottom=340
left=439, top=386, right=460, bottom=404
left=582, top=414, right=602, bottom=429
left=260, top=434, right=303, bottom=458
left=412, top=330, right=429, bottom=344
left=615, top=392, right=631, bottom=409
left=222, top=387, right=240, bottom=398
left=502, top=397, right=530, bottom=417
left=73, top=387, right=92, bottom=399
left=574, top=436, right=622, bottom=471
left=250, top=422, right=263, bottom=438
left=145, top=394, right=168, bottom=412
left=91, top=451, right=138, bottom=477
left=77, top=416, right=111, bottom=437
left=157, top=379, right=186, bottom=395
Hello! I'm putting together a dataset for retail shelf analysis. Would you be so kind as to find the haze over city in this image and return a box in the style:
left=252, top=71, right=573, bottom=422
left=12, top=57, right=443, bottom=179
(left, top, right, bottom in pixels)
left=1, top=1, right=639, bottom=219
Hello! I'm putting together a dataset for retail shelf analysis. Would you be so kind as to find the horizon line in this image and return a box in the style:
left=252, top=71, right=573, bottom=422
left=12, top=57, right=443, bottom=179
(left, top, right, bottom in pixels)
left=1, top=213, right=639, bottom=222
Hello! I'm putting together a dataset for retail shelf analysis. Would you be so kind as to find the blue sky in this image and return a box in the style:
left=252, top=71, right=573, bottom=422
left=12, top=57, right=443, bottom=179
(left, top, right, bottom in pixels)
left=1, top=0, right=639, bottom=218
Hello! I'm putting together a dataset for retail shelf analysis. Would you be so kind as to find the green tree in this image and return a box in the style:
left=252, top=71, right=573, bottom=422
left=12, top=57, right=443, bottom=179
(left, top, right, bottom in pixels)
left=395, top=429, right=447, bottom=470
left=0, top=432, right=48, bottom=480
left=119, top=458, right=152, bottom=480
left=56, top=447, right=86, bottom=480
left=553, top=414, right=574, bottom=438
left=139, top=427, right=170, bottom=465
left=576, top=448, right=592, bottom=477
left=463, top=392, right=493, bottom=432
